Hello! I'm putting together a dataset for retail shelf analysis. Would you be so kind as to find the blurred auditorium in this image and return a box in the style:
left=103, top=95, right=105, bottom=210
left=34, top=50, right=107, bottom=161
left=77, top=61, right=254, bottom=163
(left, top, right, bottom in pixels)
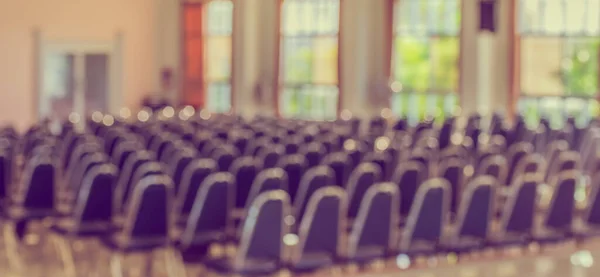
left=1, top=0, right=600, bottom=276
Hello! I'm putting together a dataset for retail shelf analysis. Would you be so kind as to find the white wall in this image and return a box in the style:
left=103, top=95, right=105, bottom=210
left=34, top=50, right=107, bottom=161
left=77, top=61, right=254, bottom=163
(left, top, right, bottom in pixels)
left=0, top=0, right=159, bottom=130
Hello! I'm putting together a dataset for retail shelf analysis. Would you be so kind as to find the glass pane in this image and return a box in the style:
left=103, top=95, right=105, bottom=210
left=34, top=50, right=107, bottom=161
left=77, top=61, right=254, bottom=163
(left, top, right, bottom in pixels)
left=207, top=82, right=231, bottom=113
left=395, top=0, right=428, bottom=35
left=429, top=0, right=461, bottom=35
left=521, top=0, right=600, bottom=35
left=539, top=0, right=565, bottom=35
left=42, top=53, right=75, bottom=120
left=539, top=97, right=564, bottom=126
left=520, top=37, right=564, bottom=95
left=283, top=1, right=300, bottom=35
left=590, top=99, right=600, bottom=117
left=585, top=0, right=600, bottom=35
left=205, top=1, right=233, bottom=36
left=314, top=0, right=339, bottom=34
left=565, top=97, right=587, bottom=118
left=565, top=0, right=587, bottom=34
left=563, top=38, right=600, bottom=96
left=312, top=37, right=338, bottom=84
left=394, top=37, right=430, bottom=92
left=84, top=54, right=109, bottom=113
left=281, top=85, right=338, bottom=120
left=281, top=86, right=299, bottom=117
left=282, top=0, right=339, bottom=35
left=283, top=37, right=313, bottom=83
left=280, top=0, right=340, bottom=119
left=396, top=0, right=460, bottom=36
left=430, top=37, right=460, bottom=91
left=205, top=37, right=232, bottom=81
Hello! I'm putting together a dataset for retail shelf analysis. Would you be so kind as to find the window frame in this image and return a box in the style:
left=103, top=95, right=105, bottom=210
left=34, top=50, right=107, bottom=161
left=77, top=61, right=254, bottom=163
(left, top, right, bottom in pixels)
left=274, top=0, right=343, bottom=119
left=386, top=0, right=464, bottom=118
left=181, top=0, right=236, bottom=112
left=509, top=0, right=600, bottom=120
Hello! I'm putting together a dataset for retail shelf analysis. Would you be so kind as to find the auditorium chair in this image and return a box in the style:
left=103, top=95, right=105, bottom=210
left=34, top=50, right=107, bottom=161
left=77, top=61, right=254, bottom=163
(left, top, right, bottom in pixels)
left=2, top=106, right=600, bottom=277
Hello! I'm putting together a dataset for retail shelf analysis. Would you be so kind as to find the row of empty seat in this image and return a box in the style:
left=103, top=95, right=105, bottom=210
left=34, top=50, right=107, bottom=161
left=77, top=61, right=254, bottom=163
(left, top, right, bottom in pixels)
left=0, top=108, right=600, bottom=276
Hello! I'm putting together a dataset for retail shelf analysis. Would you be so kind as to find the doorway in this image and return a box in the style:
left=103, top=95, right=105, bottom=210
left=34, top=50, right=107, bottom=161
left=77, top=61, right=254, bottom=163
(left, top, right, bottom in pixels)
left=38, top=35, right=122, bottom=121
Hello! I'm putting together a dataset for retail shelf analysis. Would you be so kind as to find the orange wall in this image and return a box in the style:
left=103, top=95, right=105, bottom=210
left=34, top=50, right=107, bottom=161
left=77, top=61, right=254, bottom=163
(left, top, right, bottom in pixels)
left=0, top=0, right=158, bottom=130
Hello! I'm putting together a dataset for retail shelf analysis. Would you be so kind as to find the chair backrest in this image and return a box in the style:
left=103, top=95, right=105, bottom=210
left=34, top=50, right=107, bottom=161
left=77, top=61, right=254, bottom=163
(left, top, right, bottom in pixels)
left=348, top=182, right=399, bottom=259
left=543, top=170, right=578, bottom=230
left=346, top=163, right=382, bottom=219
left=477, top=154, right=508, bottom=185
left=546, top=151, right=580, bottom=181
left=392, top=161, right=426, bottom=216
left=544, top=140, right=569, bottom=175
left=247, top=136, right=272, bottom=157
left=229, top=130, right=252, bottom=155
left=512, top=153, right=545, bottom=182
left=194, top=130, right=215, bottom=154
left=584, top=172, right=600, bottom=225
left=212, top=145, right=240, bottom=172
left=453, top=176, right=495, bottom=240
left=176, top=159, right=218, bottom=217
left=277, top=154, right=308, bottom=200
left=70, top=152, right=107, bottom=194
left=65, top=142, right=100, bottom=179
left=293, top=165, right=336, bottom=221
left=258, top=144, right=285, bottom=169
left=343, top=139, right=367, bottom=172
left=400, top=178, right=450, bottom=250
left=230, top=157, right=261, bottom=208
left=162, top=140, right=187, bottom=167
left=437, top=157, right=464, bottom=214
left=284, top=135, right=303, bottom=155
left=73, top=164, right=117, bottom=226
left=155, top=134, right=177, bottom=161
left=362, top=151, right=392, bottom=182
left=292, top=186, right=346, bottom=266
left=0, top=151, right=8, bottom=200
left=112, top=141, right=141, bottom=170
left=123, top=161, right=164, bottom=209
left=22, top=155, right=56, bottom=212
left=181, top=172, right=235, bottom=248
left=499, top=174, right=540, bottom=235
left=321, top=152, right=351, bottom=187
left=115, top=151, right=153, bottom=210
left=506, top=142, right=534, bottom=185
left=234, top=190, right=291, bottom=270
left=168, top=148, right=196, bottom=193
left=438, top=120, right=453, bottom=150
left=408, top=148, right=433, bottom=177
left=105, top=128, right=126, bottom=156
left=63, top=134, right=94, bottom=170
left=300, top=142, right=326, bottom=169
left=123, top=175, right=173, bottom=243
left=439, top=145, right=469, bottom=161
left=245, top=168, right=289, bottom=211
left=320, top=133, right=342, bottom=153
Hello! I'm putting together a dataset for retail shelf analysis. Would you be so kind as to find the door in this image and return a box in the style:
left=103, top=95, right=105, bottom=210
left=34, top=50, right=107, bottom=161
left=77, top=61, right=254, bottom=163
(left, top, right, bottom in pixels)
left=38, top=39, right=120, bottom=121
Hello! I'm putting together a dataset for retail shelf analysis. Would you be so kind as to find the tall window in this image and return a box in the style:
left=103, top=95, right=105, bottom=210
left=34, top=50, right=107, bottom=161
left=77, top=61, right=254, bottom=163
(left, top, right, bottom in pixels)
left=516, top=0, right=600, bottom=127
left=391, top=0, right=461, bottom=121
left=182, top=0, right=233, bottom=113
left=279, top=0, right=340, bottom=120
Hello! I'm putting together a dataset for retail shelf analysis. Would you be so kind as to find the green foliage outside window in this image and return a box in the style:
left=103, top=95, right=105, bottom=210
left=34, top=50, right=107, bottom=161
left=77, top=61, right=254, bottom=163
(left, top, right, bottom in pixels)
left=521, top=39, right=600, bottom=127
left=392, top=37, right=460, bottom=120
left=562, top=40, right=600, bottom=97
